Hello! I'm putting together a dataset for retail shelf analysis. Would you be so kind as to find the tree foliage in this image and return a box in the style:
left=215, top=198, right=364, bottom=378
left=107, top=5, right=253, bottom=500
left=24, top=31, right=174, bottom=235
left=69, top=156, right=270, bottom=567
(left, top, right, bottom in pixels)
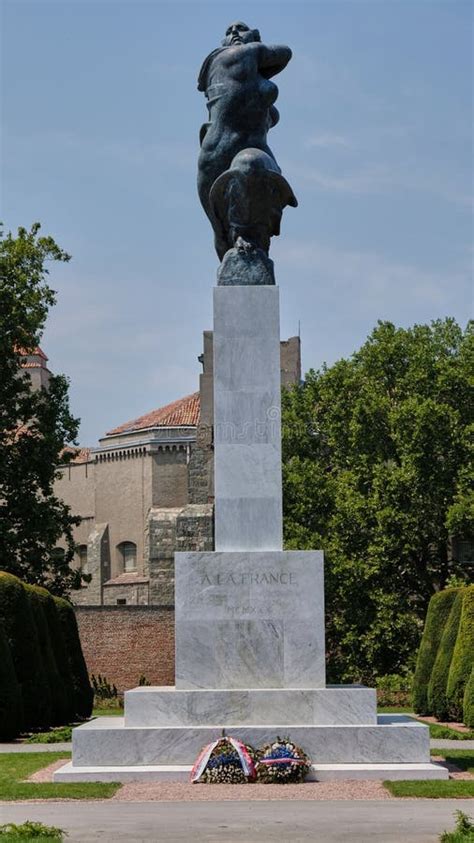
left=0, top=223, right=82, bottom=596
left=282, top=319, right=473, bottom=682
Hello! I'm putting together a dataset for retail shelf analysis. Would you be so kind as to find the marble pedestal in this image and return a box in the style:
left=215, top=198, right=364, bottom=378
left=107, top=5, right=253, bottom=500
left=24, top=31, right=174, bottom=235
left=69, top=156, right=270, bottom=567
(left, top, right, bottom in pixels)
left=175, top=550, right=325, bottom=690
left=56, top=285, right=445, bottom=781
left=213, top=286, right=283, bottom=551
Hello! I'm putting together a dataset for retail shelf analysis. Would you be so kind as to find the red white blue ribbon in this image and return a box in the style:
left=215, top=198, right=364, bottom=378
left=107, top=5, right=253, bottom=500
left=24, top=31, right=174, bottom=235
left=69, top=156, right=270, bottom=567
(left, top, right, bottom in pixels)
left=190, top=737, right=256, bottom=782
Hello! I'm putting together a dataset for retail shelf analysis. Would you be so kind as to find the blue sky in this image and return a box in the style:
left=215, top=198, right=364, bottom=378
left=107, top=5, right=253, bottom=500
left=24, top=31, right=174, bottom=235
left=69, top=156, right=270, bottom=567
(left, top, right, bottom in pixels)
left=2, top=0, right=472, bottom=445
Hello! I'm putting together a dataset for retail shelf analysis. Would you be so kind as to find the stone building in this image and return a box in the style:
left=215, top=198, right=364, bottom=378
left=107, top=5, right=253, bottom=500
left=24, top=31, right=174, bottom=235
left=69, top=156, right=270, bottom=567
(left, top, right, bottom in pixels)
left=54, top=332, right=301, bottom=607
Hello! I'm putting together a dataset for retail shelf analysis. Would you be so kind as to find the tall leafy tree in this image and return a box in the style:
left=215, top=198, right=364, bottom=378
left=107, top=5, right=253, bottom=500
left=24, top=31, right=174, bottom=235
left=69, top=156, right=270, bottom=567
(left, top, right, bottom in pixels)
left=282, top=319, right=473, bottom=682
left=0, top=223, right=83, bottom=596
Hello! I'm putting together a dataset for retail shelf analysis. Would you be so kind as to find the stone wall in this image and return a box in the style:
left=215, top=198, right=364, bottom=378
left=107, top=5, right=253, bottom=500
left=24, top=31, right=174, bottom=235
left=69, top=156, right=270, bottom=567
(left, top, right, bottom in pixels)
left=146, top=504, right=214, bottom=605
left=75, top=605, right=175, bottom=692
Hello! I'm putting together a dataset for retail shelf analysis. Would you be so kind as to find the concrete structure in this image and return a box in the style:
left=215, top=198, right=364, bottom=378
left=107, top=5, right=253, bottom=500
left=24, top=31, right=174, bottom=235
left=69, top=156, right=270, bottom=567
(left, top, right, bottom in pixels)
left=55, top=285, right=445, bottom=783
left=19, top=346, right=51, bottom=390
left=175, top=550, right=325, bottom=690
left=213, top=287, right=283, bottom=551
left=54, top=332, right=301, bottom=607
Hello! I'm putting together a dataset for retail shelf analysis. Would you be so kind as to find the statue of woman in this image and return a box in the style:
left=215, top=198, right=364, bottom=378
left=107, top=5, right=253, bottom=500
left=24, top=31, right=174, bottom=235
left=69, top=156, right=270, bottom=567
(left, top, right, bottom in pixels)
left=197, top=22, right=297, bottom=272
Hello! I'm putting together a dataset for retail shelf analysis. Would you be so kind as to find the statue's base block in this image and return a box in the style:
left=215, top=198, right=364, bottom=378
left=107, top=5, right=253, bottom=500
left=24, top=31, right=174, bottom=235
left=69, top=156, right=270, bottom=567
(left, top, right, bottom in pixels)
left=124, top=685, right=376, bottom=726
left=55, top=761, right=447, bottom=783
left=53, top=714, right=447, bottom=782
left=175, top=551, right=326, bottom=690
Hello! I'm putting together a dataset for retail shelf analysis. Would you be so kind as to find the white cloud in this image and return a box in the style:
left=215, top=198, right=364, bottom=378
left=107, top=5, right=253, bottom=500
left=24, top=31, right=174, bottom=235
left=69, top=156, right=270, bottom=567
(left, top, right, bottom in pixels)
left=304, top=132, right=351, bottom=149
left=275, top=239, right=470, bottom=314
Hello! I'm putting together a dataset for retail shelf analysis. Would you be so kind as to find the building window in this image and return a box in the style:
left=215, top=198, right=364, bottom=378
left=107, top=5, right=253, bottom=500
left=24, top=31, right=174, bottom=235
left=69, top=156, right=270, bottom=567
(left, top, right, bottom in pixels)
left=117, top=541, right=137, bottom=573
left=117, top=598, right=127, bottom=605
left=77, top=544, right=88, bottom=572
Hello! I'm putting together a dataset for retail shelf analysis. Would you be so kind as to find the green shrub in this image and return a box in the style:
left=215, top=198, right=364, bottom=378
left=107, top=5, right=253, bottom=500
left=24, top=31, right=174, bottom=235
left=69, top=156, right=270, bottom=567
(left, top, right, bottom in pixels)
left=428, top=591, right=464, bottom=720
left=54, top=597, right=93, bottom=719
left=412, top=588, right=460, bottom=715
left=25, top=726, right=72, bottom=743
left=376, top=673, right=413, bottom=707
left=0, top=621, right=22, bottom=740
left=440, top=809, right=474, bottom=842
left=0, top=572, right=49, bottom=730
left=0, top=820, right=64, bottom=839
left=91, top=674, right=117, bottom=700
left=23, top=584, right=64, bottom=726
left=463, top=667, right=474, bottom=729
left=28, top=586, right=75, bottom=723
left=447, top=586, right=474, bottom=721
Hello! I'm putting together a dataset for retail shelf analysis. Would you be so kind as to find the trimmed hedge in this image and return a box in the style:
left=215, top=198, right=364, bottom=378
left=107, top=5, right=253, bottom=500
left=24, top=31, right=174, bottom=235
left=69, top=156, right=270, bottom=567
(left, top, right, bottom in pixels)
left=33, top=587, right=76, bottom=724
left=463, top=666, right=474, bottom=728
left=54, top=596, right=93, bottom=719
left=0, top=572, right=50, bottom=729
left=428, top=590, right=463, bottom=721
left=24, top=584, right=68, bottom=726
left=447, top=585, right=474, bottom=721
left=0, top=571, right=92, bottom=739
left=412, top=587, right=460, bottom=715
left=0, top=621, right=22, bottom=740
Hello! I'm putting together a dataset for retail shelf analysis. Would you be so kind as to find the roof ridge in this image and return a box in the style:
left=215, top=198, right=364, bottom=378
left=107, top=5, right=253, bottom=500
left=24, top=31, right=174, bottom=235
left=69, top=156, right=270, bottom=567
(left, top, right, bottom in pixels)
left=106, top=391, right=200, bottom=436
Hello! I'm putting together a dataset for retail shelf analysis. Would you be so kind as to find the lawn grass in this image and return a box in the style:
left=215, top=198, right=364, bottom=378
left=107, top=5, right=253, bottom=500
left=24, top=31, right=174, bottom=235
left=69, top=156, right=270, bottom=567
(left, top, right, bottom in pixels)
left=92, top=707, right=124, bottom=717
left=25, top=726, right=73, bottom=744
left=0, top=752, right=120, bottom=801
left=384, top=779, right=474, bottom=798
left=377, top=706, right=414, bottom=714
left=420, top=721, right=474, bottom=741
left=431, top=748, right=474, bottom=775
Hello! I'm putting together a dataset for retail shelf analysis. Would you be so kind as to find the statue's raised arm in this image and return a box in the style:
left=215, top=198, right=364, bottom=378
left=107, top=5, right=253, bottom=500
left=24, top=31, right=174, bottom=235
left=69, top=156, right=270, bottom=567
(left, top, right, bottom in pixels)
left=197, top=21, right=297, bottom=285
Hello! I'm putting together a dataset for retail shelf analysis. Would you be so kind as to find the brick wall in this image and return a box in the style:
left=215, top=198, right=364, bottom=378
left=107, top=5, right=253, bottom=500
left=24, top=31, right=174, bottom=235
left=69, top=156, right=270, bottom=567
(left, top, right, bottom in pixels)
left=75, top=605, right=175, bottom=692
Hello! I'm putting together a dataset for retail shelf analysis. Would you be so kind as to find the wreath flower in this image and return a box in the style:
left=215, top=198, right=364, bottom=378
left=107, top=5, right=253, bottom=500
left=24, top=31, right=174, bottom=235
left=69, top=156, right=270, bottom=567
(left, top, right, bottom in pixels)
left=256, top=735, right=311, bottom=783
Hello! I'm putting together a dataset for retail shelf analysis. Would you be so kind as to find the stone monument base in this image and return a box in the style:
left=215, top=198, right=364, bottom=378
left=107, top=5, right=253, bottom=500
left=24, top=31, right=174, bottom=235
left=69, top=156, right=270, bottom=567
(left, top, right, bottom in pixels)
left=53, top=709, right=447, bottom=782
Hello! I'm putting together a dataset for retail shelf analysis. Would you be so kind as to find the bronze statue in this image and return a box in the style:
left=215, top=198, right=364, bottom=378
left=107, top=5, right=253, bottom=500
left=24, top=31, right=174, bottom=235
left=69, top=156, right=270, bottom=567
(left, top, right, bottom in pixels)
left=197, top=22, right=297, bottom=284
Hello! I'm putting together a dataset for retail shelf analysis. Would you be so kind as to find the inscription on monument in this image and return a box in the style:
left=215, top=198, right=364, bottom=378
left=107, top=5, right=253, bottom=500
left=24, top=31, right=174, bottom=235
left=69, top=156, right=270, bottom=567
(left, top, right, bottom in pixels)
left=200, top=571, right=297, bottom=586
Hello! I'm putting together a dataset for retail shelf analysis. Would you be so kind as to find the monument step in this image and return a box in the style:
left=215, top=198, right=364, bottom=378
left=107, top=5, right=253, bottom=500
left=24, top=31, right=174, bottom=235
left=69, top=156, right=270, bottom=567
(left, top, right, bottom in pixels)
left=124, top=685, right=377, bottom=727
left=53, top=760, right=448, bottom=783
left=70, top=716, right=431, bottom=767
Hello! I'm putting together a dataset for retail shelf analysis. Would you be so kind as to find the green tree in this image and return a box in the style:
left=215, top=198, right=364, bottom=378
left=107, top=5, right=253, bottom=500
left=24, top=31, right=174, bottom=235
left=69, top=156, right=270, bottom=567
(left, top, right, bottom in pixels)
left=0, top=223, right=83, bottom=596
left=282, top=319, right=473, bottom=682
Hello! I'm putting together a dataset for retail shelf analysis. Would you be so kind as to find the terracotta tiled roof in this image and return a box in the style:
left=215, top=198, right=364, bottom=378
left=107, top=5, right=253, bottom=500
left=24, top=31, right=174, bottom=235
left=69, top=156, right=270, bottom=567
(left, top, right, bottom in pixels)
left=107, top=392, right=200, bottom=436
left=17, top=346, right=48, bottom=362
left=61, top=446, right=92, bottom=464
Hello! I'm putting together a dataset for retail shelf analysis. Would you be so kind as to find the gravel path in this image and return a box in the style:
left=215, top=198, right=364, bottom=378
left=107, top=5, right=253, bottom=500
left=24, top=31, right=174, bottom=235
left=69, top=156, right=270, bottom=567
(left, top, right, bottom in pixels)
left=28, top=761, right=391, bottom=800
left=113, top=780, right=391, bottom=801
left=27, top=759, right=71, bottom=782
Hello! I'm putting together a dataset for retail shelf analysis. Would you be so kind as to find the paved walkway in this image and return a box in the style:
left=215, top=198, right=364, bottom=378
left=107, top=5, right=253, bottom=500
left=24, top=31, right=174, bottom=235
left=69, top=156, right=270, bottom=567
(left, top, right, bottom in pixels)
left=0, top=743, right=71, bottom=753
left=430, top=739, right=474, bottom=749
left=1, top=798, right=472, bottom=842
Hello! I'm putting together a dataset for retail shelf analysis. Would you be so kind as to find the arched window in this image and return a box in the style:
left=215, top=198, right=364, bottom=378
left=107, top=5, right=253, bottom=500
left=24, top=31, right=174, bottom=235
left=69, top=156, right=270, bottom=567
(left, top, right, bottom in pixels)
left=77, top=544, right=88, bottom=572
left=117, top=541, right=137, bottom=573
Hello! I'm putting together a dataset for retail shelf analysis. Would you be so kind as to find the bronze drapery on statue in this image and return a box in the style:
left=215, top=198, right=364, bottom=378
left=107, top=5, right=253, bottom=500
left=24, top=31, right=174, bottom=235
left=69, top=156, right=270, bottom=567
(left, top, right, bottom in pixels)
left=197, top=21, right=298, bottom=285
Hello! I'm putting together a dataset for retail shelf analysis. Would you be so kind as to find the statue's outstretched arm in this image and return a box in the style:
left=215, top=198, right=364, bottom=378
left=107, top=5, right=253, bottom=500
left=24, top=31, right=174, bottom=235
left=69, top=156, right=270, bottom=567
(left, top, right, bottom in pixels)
left=257, top=44, right=292, bottom=79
